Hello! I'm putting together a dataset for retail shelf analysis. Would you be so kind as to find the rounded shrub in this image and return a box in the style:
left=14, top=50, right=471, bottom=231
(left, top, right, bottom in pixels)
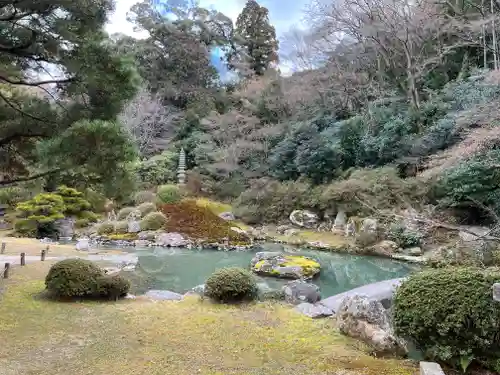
left=157, top=184, right=182, bottom=204
left=205, top=267, right=258, bottom=303
left=45, top=259, right=104, bottom=298
left=97, top=221, right=115, bottom=235
left=113, top=220, right=128, bottom=234
left=117, top=207, right=135, bottom=220
left=140, top=212, right=167, bottom=231
left=134, top=190, right=157, bottom=204
left=14, top=218, right=37, bottom=237
left=137, top=202, right=157, bottom=217
left=393, top=267, right=500, bottom=372
left=75, top=218, right=90, bottom=228
left=96, top=274, right=130, bottom=300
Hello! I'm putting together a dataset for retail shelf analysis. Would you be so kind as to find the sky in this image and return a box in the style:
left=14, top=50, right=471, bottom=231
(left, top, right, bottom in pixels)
left=105, top=0, right=310, bottom=75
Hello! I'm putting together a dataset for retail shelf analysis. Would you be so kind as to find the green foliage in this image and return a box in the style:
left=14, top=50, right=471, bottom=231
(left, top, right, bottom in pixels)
left=133, top=151, right=177, bottom=188
left=13, top=219, right=37, bottom=237
left=317, top=167, right=427, bottom=214
left=233, top=179, right=312, bottom=224
left=79, top=211, right=99, bottom=223
left=45, top=259, right=104, bottom=299
left=113, top=221, right=129, bottom=234
left=0, top=0, right=140, bottom=187
left=393, top=267, right=500, bottom=371
left=140, top=212, right=168, bottom=231
left=432, top=149, right=500, bottom=220
left=388, top=224, right=423, bottom=248
left=96, top=274, right=130, bottom=300
left=97, top=222, right=115, bottom=235
left=157, top=184, right=182, bottom=204
left=136, top=202, right=157, bottom=217
left=0, top=187, right=32, bottom=207
left=75, top=218, right=90, bottom=228
left=83, top=189, right=108, bottom=212
left=39, top=120, right=137, bottom=178
left=16, top=193, right=65, bottom=224
left=55, top=185, right=91, bottom=216
left=205, top=267, right=258, bottom=303
left=134, top=190, right=157, bottom=205
left=117, top=207, right=135, bottom=220
left=235, top=0, right=279, bottom=75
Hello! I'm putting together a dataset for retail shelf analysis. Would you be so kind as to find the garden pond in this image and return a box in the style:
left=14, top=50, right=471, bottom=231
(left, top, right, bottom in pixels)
left=107, top=244, right=418, bottom=298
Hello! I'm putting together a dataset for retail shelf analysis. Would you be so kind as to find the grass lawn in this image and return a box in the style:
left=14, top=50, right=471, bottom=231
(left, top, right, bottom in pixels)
left=0, top=262, right=417, bottom=375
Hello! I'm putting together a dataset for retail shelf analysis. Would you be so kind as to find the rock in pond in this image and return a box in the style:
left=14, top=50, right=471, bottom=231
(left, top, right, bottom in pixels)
left=296, top=302, right=334, bottom=318
left=283, top=280, right=321, bottom=305
left=250, top=252, right=320, bottom=279
left=155, top=232, right=189, bottom=247
left=145, top=290, right=183, bottom=301
left=336, top=294, right=407, bottom=357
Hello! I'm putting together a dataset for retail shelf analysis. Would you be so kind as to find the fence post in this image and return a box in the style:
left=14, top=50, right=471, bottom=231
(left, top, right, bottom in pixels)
left=20, top=252, right=25, bottom=266
left=45, top=245, right=50, bottom=254
left=3, top=262, right=10, bottom=279
left=0, top=242, right=5, bottom=254
left=41, top=249, right=46, bottom=261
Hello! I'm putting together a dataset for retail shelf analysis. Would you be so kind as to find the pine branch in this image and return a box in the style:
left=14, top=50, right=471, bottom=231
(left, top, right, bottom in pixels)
left=0, top=168, right=63, bottom=186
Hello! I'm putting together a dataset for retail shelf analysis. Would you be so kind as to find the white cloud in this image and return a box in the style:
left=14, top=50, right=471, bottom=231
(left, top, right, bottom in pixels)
left=105, top=0, right=148, bottom=38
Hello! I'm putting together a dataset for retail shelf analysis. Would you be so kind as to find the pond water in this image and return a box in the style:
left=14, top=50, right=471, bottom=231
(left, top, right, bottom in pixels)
left=118, top=244, right=418, bottom=298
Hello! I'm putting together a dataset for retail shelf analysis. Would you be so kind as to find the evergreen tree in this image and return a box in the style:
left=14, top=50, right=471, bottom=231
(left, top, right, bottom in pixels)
left=0, top=0, right=139, bottom=192
left=235, top=0, right=279, bottom=75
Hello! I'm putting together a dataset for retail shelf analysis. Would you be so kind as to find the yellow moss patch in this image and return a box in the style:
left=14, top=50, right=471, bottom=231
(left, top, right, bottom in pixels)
left=194, top=198, right=232, bottom=215
left=280, top=255, right=321, bottom=277
left=0, top=262, right=417, bottom=375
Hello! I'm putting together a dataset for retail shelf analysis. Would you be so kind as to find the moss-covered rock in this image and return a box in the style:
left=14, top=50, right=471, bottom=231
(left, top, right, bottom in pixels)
left=250, top=252, right=321, bottom=279
left=161, top=199, right=249, bottom=244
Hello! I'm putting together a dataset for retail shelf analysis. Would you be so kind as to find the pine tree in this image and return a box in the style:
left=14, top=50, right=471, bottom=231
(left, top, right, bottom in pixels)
left=235, top=0, right=279, bottom=75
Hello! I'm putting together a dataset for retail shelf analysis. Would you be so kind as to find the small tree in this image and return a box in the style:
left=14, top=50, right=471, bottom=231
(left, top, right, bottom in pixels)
left=16, top=193, right=65, bottom=238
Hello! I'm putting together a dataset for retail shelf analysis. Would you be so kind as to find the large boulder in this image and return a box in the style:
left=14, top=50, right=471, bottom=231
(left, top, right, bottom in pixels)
left=289, top=210, right=319, bottom=229
left=283, top=280, right=321, bottom=305
left=251, top=252, right=321, bottom=279
left=155, top=232, right=189, bottom=247
left=336, top=294, right=407, bottom=357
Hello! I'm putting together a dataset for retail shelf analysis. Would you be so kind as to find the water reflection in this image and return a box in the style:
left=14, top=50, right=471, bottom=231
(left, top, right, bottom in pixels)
left=125, top=245, right=417, bottom=297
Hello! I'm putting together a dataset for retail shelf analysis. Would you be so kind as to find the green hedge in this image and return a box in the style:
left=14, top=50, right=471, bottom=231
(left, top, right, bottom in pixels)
left=393, top=267, right=500, bottom=372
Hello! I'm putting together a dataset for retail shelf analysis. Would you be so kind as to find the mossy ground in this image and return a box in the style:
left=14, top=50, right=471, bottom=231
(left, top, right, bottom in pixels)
left=271, top=229, right=353, bottom=250
left=0, top=262, right=417, bottom=375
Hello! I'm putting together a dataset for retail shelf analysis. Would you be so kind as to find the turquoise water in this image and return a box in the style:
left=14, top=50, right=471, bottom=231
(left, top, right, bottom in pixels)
left=121, top=244, right=417, bottom=298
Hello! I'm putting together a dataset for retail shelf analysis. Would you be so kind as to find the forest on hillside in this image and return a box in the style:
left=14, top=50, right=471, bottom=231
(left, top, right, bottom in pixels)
left=2, top=0, right=500, bottom=226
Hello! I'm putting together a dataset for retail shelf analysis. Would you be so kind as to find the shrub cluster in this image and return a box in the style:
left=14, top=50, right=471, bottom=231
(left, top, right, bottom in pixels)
left=393, top=267, right=500, bottom=372
left=140, top=212, right=168, bottom=230
left=117, top=207, right=135, bottom=220
left=45, top=259, right=130, bottom=300
left=136, top=202, right=157, bottom=216
left=134, top=190, right=157, bottom=204
left=387, top=224, right=422, bottom=248
left=157, top=184, right=182, bottom=204
left=205, top=267, right=258, bottom=303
